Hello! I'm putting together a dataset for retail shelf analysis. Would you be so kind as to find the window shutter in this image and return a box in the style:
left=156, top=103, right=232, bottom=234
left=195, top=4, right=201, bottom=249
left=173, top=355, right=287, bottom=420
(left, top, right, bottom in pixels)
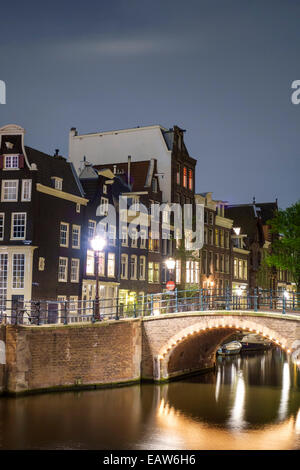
left=19, top=155, right=24, bottom=168
left=0, top=155, right=3, bottom=169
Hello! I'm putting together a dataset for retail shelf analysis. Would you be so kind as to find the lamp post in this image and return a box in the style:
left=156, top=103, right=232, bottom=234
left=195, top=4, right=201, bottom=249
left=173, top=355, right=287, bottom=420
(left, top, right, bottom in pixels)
left=165, top=257, right=176, bottom=278
left=165, top=258, right=176, bottom=312
left=91, top=236, right=106, bottom=321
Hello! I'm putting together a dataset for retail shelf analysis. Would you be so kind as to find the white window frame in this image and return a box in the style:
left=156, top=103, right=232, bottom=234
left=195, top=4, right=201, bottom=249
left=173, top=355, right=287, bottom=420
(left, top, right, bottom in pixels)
left=108, top=225, right=116, bottom=246
left=100, top=197, right=109, bottom=215
left=4, top=155, right=19, bottom=169
left=88, top=220, right=96, bottom=239
left=12, top=253, right=25, bottom=289
left=121, top=226, right=128, bottom=246
left=107, top=253, right=115, bottom=278
left=72, top=225, right=81, bottom=249
left=139, top=256, right=146, bottom=280
left=11, top=212, right=26, bottom=240
left=60, top=222, right=69, bottom=247
left=121, top=254, right=128, bottom=279
left=58, top=257, right=68, bottom=282
left=1, top=180, right=19, bottom=202
left=130, top=255, right=137, bottom=280
left=71, top=258, right=80, bottom=283
left=140, top=229, right=147, bottom=249
left=86, top=250, right=95, bottom=275
left=21, top=179, right=32, bottom=202
left=52, top=177, right=63, bottom=191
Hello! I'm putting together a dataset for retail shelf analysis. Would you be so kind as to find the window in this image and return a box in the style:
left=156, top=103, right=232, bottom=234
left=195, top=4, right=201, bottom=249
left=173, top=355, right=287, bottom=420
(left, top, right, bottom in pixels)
left=100, top=197, right=109, bottom=215
left=243, top=260, right=248, bottom=280
left=88, top=220, right=96, bottom=239
left=188, top=169, right=193, bottom=190
left=209, top=212, right=214, bottom=225
left=204, top=211, right=208, bottom=224
left=121, top=226, right=128, bottom=246
left=151, top=178, right=158, bottom=193
left=72, top=225, right=81, bottom=249
left=98, top=252, right=105, bottom=276
left=183, top=167, right=187, bottom=187
left=58, top=257, right=68, bottom=282
left=2, top=180, right=18, bottom=201
left=121, top=254, right=128, bottom=279
left=12, top=254, right=25, bottom=288
left=149, top=231, right=159, bottom=251
left=202, top=250, right=207, bottom=275
left=140, top=229, right=147, bottom=248
left=86, top=250, right=94, bottom=275
left=38, top=257, right=45, bottom=271
left=215, top=229, right=219, bottom=246
left=225, top=231, right=230, bottom=249
left=239, top=260, right=243, bottom=279
left=234, top=258, right=238, bottom=279
left=220, top=230, right=224, bottom=248
left=139, top=256, right=146, bottom=280
left=148, top=262, right=154, bottom=283
left=130, top=255, right=137, bottom=279
left=208, top=229, right=213, bottom=245
left=153, top=263, right=160, bottom=283
left=186, top=261, right=191, bottom=283
left=103, top=184, right=107, bottom=194
left=21, top=179, right=32, bottom=201
left=220, top=254, right=224, bottom=272
left=0, top=254, right=8, bottom=305
left=52, top=177, right=63, bottom=191
left=60, top=222, right=69, bottom=247
left=225, top=255, right=230, bottom=273
left=176, top=163, right=181, bottom=185
left=107, top=253, right=115, bottom=277
left=4, top=155, right=19, bottom=169
left=0, top=213, right=4, bottom=240
left=108, top=225, right=116, bottom=246
left=71, top=258, right=80, bottom=282
left=69, top=296, right=78, bottom=314
left=76, top=203, right=80, bottom=213
left=11, top=213, right=26, bottom=240
left=131, top=228, right=138, bottom=248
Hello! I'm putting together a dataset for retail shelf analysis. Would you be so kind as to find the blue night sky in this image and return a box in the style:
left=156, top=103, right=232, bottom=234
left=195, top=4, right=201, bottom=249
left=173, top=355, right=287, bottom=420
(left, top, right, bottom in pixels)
left=0, top=0, right=299, bottom=208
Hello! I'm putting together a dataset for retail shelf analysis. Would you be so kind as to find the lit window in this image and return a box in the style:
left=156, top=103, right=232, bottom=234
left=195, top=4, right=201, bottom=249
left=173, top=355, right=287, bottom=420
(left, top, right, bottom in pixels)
left=12, top=254, right=25, bottom=288
left=0, top=213, right=4, bottom=240
left=107, top=253, right=115, bottom=277
left=4, top=155, right=19, bottom=169
left=1, top=180, right=18, bottom=201
left=139, top=256, right=146, bottom=280
left=121, top=254, right=128, bottom=279
left=71, top=258, right=80, bottom=282
left=153, top=263, right=160, bottom=283
left=58, top=257, right=68, bottom=282
left=21, top=179, right=32, bottom=201
left=72, top=225, right=81, bottom=249
left=86, top=250, right=94, bottom=275
left=148, top=262, right=153, bottom=283
left=130, top=255, right=137, bottom=279
left=98, top=252, right=105, bottom=276
left=183, top=167, right=187, bottom=187
left=60, top=222, right=69, bottom=247
left=88, top=220, right=96, bottom=239
left=69, top=296, right=78, bottom=314
left=11, top=213, right=26, bottom=240
left=188, top=169, right=193, bottom=190
left=215, top=228, right=219, bottom=246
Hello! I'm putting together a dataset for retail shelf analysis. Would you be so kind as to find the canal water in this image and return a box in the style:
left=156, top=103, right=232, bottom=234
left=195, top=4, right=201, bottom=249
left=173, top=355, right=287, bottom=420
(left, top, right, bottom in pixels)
left=0, top=348, right=299, bottom=450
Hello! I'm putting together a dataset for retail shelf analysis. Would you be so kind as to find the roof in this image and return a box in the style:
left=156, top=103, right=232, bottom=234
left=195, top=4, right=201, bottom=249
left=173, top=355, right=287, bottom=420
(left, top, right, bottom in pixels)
left=94, top=160, right=157, bottom=192
left=25, top=146, right=85, bottom=197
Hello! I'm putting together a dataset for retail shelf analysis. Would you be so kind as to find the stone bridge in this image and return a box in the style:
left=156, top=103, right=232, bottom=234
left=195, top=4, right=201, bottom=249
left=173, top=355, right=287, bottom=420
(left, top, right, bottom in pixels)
left=141, top=310, right=300, bottom=381
left=0, top=310, right=299, bottom=394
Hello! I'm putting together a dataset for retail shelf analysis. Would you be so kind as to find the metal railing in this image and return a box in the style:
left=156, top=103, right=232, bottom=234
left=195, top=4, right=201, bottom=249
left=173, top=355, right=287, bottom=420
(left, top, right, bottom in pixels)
left=0, top=288, right=299, bottom=325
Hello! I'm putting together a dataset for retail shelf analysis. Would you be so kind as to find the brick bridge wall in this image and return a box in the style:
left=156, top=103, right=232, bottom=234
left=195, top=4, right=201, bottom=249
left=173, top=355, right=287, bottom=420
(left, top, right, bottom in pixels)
left=3, top=319, right=141, bottom=394
left=1, top=311, right=299, bottom=394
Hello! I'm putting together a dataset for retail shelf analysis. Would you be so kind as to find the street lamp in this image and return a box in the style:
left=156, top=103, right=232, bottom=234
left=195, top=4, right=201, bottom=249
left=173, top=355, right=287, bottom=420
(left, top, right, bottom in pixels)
left=91, top=236, right=106, bottom=321
left=165, top=258, right=176, bottom=271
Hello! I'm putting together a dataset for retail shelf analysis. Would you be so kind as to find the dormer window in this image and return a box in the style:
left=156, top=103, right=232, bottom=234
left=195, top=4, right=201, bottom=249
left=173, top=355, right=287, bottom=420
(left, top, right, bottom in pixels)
left=4, top=155, right=19, bottom=169
left=51, top=177, right=63, bottom=191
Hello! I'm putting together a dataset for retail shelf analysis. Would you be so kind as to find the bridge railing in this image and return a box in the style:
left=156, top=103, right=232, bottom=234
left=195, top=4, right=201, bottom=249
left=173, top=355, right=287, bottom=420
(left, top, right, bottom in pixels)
left=0, top=288, right=299, bottom=325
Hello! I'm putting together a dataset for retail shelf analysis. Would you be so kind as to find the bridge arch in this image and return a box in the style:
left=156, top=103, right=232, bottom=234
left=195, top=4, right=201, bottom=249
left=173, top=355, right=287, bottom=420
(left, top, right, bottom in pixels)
left=152, top=316, right=292, bottom=381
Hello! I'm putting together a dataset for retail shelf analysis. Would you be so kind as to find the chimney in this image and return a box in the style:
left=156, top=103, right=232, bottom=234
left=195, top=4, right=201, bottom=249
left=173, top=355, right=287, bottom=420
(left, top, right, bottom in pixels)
left=128, top=155, right=131, bottom=185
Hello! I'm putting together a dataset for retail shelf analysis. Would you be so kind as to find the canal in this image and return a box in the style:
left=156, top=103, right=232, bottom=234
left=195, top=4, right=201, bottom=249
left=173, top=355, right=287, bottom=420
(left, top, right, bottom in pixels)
left=0, top=348, right=299, bottom=450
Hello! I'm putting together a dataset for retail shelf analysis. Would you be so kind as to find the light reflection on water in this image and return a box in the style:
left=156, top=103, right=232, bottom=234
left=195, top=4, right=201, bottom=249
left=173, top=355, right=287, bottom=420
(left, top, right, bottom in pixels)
left=0, top=348, right=299, bottom=450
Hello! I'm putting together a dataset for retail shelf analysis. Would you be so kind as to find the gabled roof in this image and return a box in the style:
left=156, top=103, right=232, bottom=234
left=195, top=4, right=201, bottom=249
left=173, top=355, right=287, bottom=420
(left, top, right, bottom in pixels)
left=25, top=147, right=85, bottom=197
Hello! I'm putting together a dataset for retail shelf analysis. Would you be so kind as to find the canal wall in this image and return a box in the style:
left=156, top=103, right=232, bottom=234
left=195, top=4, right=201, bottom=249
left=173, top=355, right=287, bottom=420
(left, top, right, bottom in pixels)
left=3, top=320, right=141, bottom=395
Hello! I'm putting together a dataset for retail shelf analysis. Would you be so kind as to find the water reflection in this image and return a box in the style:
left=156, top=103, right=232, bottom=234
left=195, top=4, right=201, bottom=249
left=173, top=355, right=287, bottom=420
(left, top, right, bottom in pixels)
left=0, top=348, right=299, bottom=450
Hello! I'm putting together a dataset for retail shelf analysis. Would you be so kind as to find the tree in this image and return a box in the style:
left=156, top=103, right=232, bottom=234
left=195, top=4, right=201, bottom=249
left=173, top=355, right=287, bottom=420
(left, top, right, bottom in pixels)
left=265, top=201, right=300, bottom=292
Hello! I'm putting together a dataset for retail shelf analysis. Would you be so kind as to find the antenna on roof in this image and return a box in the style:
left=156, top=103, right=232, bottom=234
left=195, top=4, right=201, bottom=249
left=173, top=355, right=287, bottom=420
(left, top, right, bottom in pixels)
left=253, top=196, right=256, bottom=204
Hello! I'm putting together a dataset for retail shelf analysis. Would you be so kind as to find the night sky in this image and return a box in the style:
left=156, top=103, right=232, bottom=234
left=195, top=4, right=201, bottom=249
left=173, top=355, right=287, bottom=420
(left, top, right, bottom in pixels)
left=0, top=0, right=299, bottom=208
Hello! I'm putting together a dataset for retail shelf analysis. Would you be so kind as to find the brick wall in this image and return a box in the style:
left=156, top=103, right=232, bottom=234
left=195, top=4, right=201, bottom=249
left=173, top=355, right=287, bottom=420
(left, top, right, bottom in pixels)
left=5, top=319, right=141, bottom=394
